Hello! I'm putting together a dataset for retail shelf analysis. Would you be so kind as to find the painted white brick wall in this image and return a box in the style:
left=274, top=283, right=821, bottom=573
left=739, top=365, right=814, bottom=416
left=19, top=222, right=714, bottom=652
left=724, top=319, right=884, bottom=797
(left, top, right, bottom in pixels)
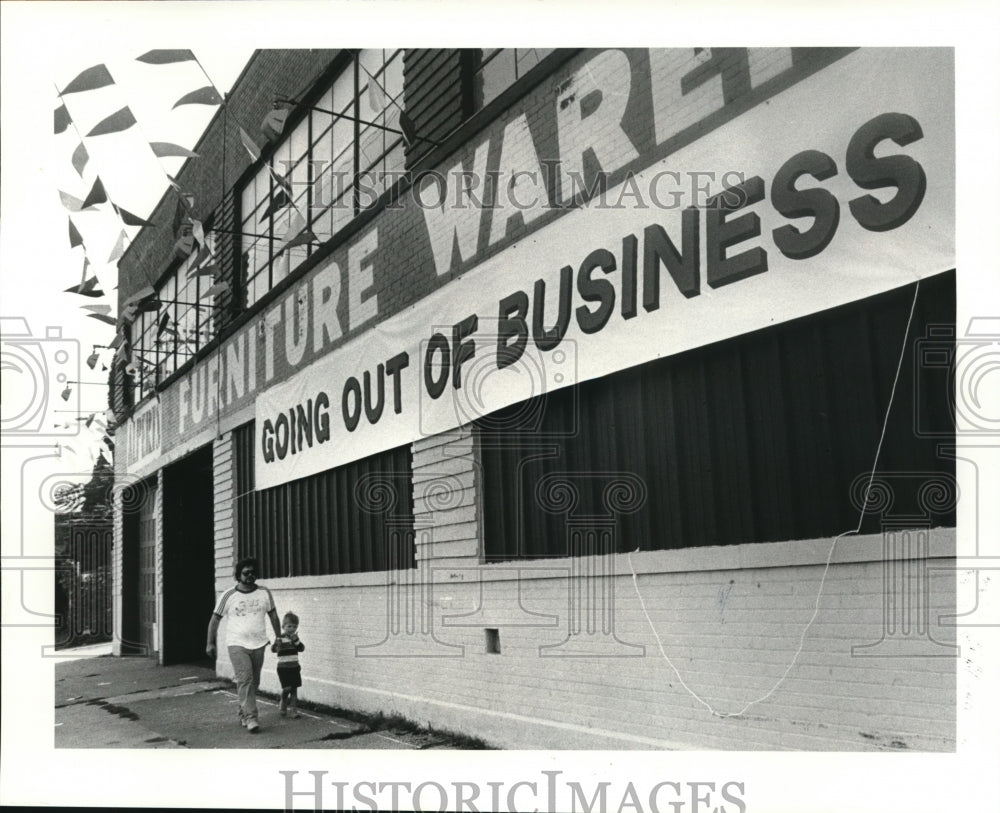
left=154, top=470, right=164, bottom=663
left=259, top=543, right=955, bottom=751
left=245, top=425, right=957, bottom=751
left=213, top=432, right=236, bottom=681
left=412, top=425, right=481, bottom=566
left=111, top=470, right=124, bottom=657
left=213, top=433, right=235, bottom=592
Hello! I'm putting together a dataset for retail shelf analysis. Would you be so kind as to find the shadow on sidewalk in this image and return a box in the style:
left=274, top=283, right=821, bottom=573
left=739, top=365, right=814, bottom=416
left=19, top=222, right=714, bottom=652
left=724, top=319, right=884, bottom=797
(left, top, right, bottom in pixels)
left=54, top=649, right=492, bottom=750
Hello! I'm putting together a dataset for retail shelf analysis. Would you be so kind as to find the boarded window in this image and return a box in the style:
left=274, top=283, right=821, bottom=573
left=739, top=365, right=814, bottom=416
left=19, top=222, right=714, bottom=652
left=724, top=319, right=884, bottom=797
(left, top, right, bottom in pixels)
left=234, top=423, right=415, bottom=576
left=478, top=271, right=956, bottom=562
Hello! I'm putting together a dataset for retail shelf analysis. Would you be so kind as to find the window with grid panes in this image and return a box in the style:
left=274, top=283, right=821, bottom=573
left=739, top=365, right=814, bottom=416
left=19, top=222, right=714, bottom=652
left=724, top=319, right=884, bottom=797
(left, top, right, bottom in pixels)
left=134, top=309, right=156, bottom=403
left=131, top=235, right=221, bottom=401
left=241, top=49, right=405, bottom=309
left=475, top=48, right=555, bottom=109
left=156, top=272, right=177, bottom=383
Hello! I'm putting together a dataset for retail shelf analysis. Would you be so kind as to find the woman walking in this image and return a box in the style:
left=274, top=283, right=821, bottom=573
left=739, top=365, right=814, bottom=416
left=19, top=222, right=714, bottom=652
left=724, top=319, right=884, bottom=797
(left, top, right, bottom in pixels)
left=206, top=557, right=281, bottom=733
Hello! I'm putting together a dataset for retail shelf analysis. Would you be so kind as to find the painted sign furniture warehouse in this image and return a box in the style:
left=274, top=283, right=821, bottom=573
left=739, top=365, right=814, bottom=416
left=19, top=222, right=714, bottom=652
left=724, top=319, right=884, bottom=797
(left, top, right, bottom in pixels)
left=112, top=48, right=957, bottom=751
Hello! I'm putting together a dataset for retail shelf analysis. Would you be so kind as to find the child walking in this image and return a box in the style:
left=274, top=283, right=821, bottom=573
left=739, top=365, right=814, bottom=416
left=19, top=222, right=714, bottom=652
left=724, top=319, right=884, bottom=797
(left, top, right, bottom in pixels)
left=271, top=611, right=305, bottom=717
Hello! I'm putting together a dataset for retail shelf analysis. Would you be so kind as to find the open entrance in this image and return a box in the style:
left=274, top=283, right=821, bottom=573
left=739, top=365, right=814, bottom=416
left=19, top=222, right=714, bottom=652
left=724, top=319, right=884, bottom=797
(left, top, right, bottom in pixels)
left=161, top=445, right=215, bottom=666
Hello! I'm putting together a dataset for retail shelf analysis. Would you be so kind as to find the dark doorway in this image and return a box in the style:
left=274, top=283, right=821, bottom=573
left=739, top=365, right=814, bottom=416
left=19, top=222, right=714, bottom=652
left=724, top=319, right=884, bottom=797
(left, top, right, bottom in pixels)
left=161, top=445, right=215, bottom=666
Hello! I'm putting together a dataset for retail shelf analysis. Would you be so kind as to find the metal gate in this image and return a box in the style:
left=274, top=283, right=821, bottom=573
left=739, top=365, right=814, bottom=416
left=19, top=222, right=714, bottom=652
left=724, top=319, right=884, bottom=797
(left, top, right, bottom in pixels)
left=138, top=485, right=158, bottom=656
left=55, top=518, right=113, bottom=647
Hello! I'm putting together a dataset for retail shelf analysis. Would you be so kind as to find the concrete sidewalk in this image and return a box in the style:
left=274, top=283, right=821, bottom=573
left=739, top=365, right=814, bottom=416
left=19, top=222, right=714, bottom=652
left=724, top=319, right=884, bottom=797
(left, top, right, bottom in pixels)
left=54, top=646, right=466, bottom=749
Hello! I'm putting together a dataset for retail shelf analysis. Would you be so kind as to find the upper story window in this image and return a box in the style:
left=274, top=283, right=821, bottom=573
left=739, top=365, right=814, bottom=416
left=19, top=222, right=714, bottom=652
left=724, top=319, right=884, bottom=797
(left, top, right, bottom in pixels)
left=131, top=239, right=220, bottom=402
left=241, top=49, right=405, bottom=308
left=133, top=308, right=157, bottom=404
left=475, top=48, right=554, bottom=109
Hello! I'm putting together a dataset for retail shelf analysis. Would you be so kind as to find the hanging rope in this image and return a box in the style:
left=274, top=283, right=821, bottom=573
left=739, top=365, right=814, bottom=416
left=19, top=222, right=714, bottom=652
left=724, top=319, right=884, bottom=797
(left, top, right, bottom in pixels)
left=627, top=278, right=922, bottom=718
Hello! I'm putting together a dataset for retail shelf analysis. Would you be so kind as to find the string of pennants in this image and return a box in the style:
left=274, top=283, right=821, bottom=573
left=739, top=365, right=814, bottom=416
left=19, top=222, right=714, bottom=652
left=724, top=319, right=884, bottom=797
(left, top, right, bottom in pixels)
left=56, top=51, right=212, bottom=265
left=53, top=49, right=227, bottom=457
left=50, top=408, right=118, bottom=466
left=54, top=49, right=222, bottom=407
left=57, top=49, right=423, bottom=394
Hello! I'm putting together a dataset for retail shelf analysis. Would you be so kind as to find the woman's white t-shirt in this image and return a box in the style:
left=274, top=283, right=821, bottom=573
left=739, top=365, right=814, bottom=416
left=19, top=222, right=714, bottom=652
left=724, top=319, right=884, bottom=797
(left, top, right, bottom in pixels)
left=213, top=585, right=275, bottom=649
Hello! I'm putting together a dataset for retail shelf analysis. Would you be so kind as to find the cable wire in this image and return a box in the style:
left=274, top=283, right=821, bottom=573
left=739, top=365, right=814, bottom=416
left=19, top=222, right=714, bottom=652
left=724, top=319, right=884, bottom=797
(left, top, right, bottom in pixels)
left=628, top=278, right=922, bottom=718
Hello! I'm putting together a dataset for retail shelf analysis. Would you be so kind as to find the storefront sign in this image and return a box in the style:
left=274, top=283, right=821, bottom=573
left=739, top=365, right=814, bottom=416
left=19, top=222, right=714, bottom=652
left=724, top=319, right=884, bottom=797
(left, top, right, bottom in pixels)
left=254, top=48, right=954, bottom=489
left=122, top=48, right=952, bottom=484
left=122, top=396, right=161, bottom=474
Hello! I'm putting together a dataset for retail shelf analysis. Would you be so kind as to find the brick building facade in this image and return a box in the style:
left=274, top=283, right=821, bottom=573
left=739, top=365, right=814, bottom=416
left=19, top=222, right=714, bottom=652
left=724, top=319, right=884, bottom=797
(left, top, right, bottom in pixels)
left=111, top=47, right=958, bottom=750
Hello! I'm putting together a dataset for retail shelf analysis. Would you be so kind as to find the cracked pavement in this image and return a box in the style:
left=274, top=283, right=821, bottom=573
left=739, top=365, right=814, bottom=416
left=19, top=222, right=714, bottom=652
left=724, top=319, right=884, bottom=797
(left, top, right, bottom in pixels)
left=54, top=646, right=463, bottom=749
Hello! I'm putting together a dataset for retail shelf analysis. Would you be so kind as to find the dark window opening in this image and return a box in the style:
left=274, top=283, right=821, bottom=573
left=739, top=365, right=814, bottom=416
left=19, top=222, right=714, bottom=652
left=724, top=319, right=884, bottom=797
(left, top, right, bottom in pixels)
left=234, top=422, right=415, bottom=577
left=477, top=271, right=957, bottom=562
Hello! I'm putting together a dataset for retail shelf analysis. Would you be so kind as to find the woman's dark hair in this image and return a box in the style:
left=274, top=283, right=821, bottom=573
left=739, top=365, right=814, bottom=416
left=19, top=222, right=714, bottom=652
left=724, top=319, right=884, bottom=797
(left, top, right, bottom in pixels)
left=234, top=557, right=259, bottom=581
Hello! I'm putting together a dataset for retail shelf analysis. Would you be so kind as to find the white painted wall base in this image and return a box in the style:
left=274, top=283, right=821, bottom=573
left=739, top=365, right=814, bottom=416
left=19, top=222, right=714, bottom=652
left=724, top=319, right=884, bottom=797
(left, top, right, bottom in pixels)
left=240, top=534, right=955, bottom=751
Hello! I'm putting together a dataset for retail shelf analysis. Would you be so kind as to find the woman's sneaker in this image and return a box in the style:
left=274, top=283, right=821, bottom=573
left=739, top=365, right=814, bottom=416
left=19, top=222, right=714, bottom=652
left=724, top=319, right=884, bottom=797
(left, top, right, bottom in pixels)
left=246, top=719, right=260, bottom=733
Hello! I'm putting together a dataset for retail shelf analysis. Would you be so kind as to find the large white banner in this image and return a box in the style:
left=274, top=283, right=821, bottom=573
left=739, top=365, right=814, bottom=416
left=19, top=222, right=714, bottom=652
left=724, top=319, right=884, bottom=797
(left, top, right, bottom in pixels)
left=256, top=48, right=954, bottom=490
